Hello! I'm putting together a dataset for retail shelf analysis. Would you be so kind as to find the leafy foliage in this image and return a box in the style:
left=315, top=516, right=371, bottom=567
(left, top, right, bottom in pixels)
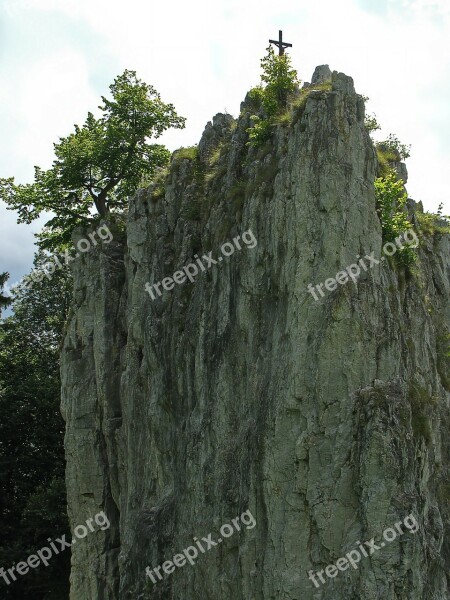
left=375, top=132, right=410, bottom=177
left=0, top=255, right=72, bottom=599
left=172, top=146, right=198, bottom=161
left=0, top=70, right=185, bottom=251
left=377, top=133, right=411, bottom=161
left=247, top=114, right=273, bottom=146
left=416, top=205, right=450, bottom=237
left=364, top=113, right=381, bottom=133
left=376, top=146, right=400, bottom=177
left=374, top=170, right=417, bottom=266
left=257, top=46, right=300, bottom=111
left=247, top=46, right=300, bottom=147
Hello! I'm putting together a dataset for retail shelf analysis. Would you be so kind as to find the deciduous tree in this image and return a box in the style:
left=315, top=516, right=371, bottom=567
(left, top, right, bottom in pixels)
left=0, top=70, right=185, bottom=251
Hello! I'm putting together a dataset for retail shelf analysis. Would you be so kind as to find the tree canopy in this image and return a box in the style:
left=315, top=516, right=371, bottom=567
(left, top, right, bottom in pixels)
left=0, top=70, right=185, bottom=251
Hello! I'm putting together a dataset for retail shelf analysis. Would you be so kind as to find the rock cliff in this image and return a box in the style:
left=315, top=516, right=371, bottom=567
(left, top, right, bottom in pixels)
left=61, top=69, right=450, bottom=599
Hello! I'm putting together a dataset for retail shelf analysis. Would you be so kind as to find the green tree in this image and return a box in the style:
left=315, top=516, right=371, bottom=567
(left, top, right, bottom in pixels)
left=364, top=113, right=381, bottom=134
left=247, top=46, right=300, bottom=146
left=0, top=70, right=185, bottom=251
left=375, top=170, right=416, bottom=266
left=0, top=255, right=72, bottom=599
left=377, top=134, right=411, bottom=161
left=256, top=45, right=300, bottom=112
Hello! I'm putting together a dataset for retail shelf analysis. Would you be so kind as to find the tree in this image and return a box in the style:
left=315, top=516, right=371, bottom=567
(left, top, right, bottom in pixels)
left=247, top=46, right=300, bottom=146
left=364, top=113, right=381, bottom=134
left=377, top=133, right=411, bottom=161
left=375, top=170, right=416, bottom=266
left=258, top=45, right=300, bottom=110
left=0, top=70, right=186, bottom=251
left=0, top=255, right=72, bottom=599
left=0, top=272, right=12, bottom=316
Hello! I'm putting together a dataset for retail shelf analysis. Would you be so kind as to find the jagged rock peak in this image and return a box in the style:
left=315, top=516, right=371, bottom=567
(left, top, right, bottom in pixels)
left=61, top=66, right=450, bottom=600
left=198, top=112, right=235, bottom=161
left=311, top=64, right=332, bottom=85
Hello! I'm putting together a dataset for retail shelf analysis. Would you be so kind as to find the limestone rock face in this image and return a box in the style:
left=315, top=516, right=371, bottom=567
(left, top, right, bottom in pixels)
left=311, top=64, right=332, bottom=85
left=396, top=161, right=409, bottom=183
left=61, top=70, right=450, bottom=599
left=198, top=112, right=235, bottom=161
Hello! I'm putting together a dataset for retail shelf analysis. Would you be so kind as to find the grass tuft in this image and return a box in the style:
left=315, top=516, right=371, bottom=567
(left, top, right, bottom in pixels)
left=172, top=146, right=199, bottom=161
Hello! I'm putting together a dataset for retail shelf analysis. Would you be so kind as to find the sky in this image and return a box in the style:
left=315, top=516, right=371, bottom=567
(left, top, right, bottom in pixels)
left=0, top=0, right=449, bottom=291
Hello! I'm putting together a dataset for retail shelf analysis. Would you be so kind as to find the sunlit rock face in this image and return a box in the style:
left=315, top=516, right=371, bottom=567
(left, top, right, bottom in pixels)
left=61, top=69, right=450, bottom=600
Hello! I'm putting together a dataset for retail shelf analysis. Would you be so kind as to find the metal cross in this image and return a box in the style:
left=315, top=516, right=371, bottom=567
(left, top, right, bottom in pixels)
left=269, top=30, right=292, bottom=56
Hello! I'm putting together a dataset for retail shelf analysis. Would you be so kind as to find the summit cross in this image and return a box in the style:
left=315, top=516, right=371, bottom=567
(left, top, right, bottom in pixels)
left=269, top=30, right=292, bottom=56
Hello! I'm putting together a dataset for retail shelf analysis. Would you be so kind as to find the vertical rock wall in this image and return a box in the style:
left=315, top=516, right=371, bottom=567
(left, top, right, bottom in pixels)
left=61, top=70, right=450, bottom=599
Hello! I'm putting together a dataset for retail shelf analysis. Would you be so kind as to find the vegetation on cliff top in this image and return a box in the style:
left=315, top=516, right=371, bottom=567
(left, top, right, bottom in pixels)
left=246, top=46, right=300, bottom=147
left=375, top=170, right=416, bottom=266
left=365, top=111, right=415, bottom=266
left=369, top=115, right=449, bottom=263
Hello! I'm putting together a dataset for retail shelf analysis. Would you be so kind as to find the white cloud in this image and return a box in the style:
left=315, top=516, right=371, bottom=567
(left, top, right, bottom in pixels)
left=11, top=50, right=98, bottom=174
left=0, top=202, right=46, bottom=277
left=394, top=0, right=450, bottom=16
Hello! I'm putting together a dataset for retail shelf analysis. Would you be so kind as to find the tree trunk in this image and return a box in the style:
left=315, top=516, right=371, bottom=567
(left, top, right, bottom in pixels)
left=95, top=192, right=109, bottom=218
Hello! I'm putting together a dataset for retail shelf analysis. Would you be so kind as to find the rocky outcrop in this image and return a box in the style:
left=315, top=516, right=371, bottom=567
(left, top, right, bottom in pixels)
left=61, top=69, right=450, bottom=599
left=311, top=64, right=332, bottom=85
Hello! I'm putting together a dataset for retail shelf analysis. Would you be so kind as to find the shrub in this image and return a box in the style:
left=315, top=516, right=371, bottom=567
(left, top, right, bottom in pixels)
left=377, top=134, right=411, bottom=161
left=416, top=206, right=450, bottom=237
left=375, top=170, right=417, bottom=266
left=247, top=115, right=273, bottom=146
left=259, top=46, right=300, bottom=110
left=365, top=113, right=381, bottom=133
left=376, top=146, right=399, bottom=177
left=173, top=146, right=199, bottom=161
left=247, top=46, right=300, bottom=147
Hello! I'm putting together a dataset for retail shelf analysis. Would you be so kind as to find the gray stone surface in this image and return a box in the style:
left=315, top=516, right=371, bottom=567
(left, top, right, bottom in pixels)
left=61, top=72, right=450, bottom=599
left=311, top=64, right=332, bottom=85
left=396, top=161, right=409, bottom=183
left=198, top=112, right=235, bottom=162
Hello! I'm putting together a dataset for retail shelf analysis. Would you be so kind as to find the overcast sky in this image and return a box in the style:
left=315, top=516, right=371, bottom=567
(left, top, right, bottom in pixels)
left=1, top=0, right=449, bottom=289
